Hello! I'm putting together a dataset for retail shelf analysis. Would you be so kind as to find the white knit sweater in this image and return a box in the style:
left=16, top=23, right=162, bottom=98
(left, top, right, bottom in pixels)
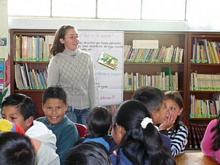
left=47, top=49, right=98, bottom=109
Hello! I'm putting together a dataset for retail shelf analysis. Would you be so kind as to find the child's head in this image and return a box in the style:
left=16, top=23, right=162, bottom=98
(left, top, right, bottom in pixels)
left=86, top=106, right=112, bottom=137
left=50, top=25, right=79, bottom=55
left=111, top=100, right=155, bottom=144
left=65, top=141, right=111, bottom=165
left=0, top=132, right=35, bottom=165
left=132, top=86, right=166, bottom=125
left=111, top=100, right=173, bottom=164
left=164, top=91, right=184, bottom=126
left=1, top=93, right=36, bottom=132
left=42, top=86, right=68, bottom=125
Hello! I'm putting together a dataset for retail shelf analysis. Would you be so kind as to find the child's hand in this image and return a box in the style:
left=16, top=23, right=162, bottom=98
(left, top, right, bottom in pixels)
left=159, top=111, right=175, bottom=131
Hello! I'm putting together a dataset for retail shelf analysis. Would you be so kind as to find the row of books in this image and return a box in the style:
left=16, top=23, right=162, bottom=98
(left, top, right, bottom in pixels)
left=14, top=63, right=47, bottom=90
left=192, top=38, right=220, bottom=64
left=124, top=68, right=178, bottom=91
left=0, top=58, right=4, bottom=92
left=188, top=123, right=207, bottom=149
left=190, top=95, right=220, bottom=118
left=15, top=35, right=54, bottom=62
left=124, top=45, right=184, bottom=63
left=190, top=72, right=220, bottom=91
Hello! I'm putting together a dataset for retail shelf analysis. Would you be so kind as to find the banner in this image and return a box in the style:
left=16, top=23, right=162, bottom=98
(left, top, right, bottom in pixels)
left=78, top=31, right=124, bottom=106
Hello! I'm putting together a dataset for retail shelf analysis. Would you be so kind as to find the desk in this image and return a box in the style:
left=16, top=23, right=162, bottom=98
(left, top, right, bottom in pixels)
left=174, top=152, right=219, bottom=165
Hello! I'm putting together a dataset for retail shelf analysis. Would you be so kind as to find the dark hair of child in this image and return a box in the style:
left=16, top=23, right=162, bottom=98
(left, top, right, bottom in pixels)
left=65, top=141, right=111, bottom=165
left=0, top=132, right=35, bottom=165
left=86, top=106, right=112, bottom=137
left=42, top=86, right=67, bottom=104
left=132, top=86, right=165, bottom=111
left=1, top=93, right=36, bottom=119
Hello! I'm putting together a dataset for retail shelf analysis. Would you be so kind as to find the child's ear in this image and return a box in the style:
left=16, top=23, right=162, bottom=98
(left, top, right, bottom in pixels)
left=42, top=103, right=45, bottom=113
left=178, top=108, right=183, bottom=116
left=115, top=123, right=126, bottom=138
left=65, top=103, right=69, bottom=112
left=151, top=110, right=157, bottom=118
left=25, top=116, right=34, bottom=128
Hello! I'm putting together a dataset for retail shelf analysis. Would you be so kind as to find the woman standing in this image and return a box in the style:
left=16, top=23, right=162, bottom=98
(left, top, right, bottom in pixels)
left=47, top=25, right=97, bottom=125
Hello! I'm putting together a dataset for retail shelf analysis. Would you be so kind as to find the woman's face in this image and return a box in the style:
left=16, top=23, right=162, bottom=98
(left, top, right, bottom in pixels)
left=61, top=28, right=79, bottom=51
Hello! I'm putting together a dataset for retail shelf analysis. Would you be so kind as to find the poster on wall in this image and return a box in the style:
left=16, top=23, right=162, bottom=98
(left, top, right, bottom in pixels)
left=78, top=31, right=124, bottom=106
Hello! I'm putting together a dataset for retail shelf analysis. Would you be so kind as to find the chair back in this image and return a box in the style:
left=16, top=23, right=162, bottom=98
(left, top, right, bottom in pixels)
left=75, top=123, right=88, bottom=137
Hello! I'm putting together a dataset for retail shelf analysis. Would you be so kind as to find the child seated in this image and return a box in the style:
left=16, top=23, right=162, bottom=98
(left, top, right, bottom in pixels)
left=164, top=91, right=188, bottom=156
left=37, top=86, right=79, bottom=165
left=0, top=132, right=35, bottom=165
left=65, top=141, right=111, bottom=165
left=1, top=93, right=59, bottom=165
left=74, top=106, right=116, bottom=153
left=110, top=100, right=175, bottom=165
left=132, top=86, right=172, bottom=153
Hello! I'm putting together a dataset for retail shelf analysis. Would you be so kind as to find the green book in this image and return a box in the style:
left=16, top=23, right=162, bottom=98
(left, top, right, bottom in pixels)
left=161, top=67, right=173, bottom=90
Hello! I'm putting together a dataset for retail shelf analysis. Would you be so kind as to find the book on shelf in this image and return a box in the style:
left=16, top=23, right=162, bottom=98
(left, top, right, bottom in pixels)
left=130, top=49, right=140, bottom=62
left=161, top=67, right=173, bottom=90
left=14, top=64, right=25, bottom=89
left=190, top=123, right=204, bottom=148
left=124, top=45, right=130, bottom=61
left=28, top=70, right=36, bottom=89
left=124, top=72, right=129, bottom=90
left=157, top=46, right=166, bottom=62
left=172, top=72, right=178, bottom=90
left=36, top=70, right=44, bottom=89
left=210, top=42, right=220, bottom=64
left=190, top=123, right=199, bottom=149
left=188, top=124, right=193, bottom=149
left=197, top=39, right=211, bottom=63
left=15, top=35, right=21, bottom=61
left=149, top=49, right=159, bottom=63
left=24, top=63, right=32, bottom=89
left=20, top=64, right=29, bottom=89
left=134, top=49, right=145, bottom=62
left=21, top=36, right=28, bottom=61
left=31, top=69, right=40, bottom=89
left=207, top=41, right=217, bottom=64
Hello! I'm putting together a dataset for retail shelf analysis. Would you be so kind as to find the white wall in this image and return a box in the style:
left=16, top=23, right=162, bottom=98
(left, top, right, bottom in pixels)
left=0, top=0, right=8, bottom=59
left=9, top=17, right=190, bottom=31
left=9, top=17, right=220, bottom=32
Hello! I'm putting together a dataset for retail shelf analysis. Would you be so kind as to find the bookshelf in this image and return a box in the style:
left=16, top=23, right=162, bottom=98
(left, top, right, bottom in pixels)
left=10, top=29, right=55, bottom=118
left=186, top=32, right=220, bottom=149
left=123, top=31, right=188, bottom=122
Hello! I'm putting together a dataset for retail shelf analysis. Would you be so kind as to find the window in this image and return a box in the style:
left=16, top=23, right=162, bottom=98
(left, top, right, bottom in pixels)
left=8, top=0, right=50, bottom=16
left=186, top=0, right=220, bottom=28
left=8, top=0, right=187, bottom=21
left=52, top=0, right=96, bottom=18
left=97, top=0, right=141, bottom=19
left=142, top=0, right=186, bottom=20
